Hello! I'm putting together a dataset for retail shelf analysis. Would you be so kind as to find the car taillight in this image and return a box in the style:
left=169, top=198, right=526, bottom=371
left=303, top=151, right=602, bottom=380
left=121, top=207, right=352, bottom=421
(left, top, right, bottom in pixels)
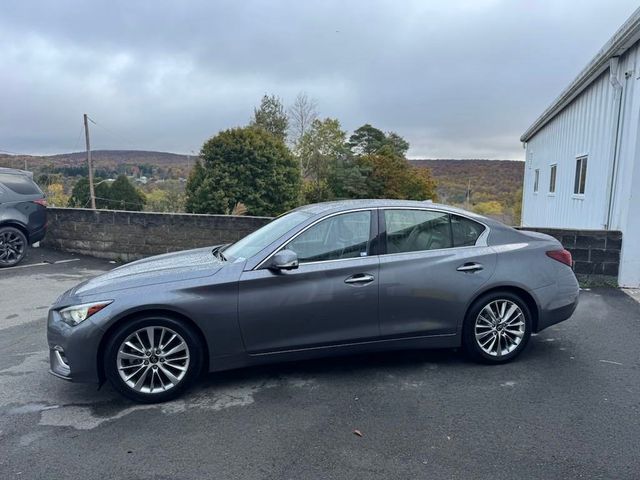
left=546, top=249, right=573, bottom=267
left=32, top=198, right=47, bottom=207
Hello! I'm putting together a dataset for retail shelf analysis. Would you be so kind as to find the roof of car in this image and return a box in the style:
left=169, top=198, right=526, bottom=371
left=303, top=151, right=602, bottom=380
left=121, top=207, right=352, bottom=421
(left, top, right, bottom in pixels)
left=0, top=167, right=33, bottom=178
left=297, top=199, right=488, bottom=219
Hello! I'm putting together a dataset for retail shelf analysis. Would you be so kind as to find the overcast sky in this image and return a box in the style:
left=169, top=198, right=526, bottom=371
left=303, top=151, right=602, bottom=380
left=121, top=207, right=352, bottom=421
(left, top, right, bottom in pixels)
left=1, top=0, right=638, bottom=160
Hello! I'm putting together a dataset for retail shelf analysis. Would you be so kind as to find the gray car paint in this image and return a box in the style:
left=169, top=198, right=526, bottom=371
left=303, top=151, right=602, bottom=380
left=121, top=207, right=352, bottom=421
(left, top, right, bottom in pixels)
left=47, top=199, right=580, bottom=384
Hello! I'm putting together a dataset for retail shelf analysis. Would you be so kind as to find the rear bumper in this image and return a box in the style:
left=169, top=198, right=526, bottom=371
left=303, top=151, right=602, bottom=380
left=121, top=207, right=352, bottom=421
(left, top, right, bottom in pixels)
left=534, top=267, right=580, bottom=332
left=29, top=223, right=46, bottom=244
left=536, top=296, right=579, bottom=332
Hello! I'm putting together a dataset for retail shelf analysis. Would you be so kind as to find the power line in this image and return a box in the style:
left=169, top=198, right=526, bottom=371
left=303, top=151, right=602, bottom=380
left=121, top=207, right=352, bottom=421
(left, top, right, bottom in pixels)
left=86, top=115, right=138, bottom=149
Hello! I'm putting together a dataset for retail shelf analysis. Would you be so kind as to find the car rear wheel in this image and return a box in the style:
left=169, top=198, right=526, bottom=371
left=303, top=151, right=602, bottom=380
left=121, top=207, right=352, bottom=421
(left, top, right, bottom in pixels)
left=462, top=291, right=532, bottom=364
left=104, top=316, right=204, bottom=403
left=0, top=226, right=27, bottom=267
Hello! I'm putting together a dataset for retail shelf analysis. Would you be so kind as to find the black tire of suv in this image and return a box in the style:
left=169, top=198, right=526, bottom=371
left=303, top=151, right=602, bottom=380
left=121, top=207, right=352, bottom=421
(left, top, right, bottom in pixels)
left=0, top=226, right=28, bottom=267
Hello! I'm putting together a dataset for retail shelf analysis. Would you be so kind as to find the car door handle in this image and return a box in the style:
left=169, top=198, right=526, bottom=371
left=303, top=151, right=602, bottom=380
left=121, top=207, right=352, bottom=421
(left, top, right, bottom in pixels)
left=457, top=262, right=484, bottom=272
left=344, top=273, right=375, bottom=284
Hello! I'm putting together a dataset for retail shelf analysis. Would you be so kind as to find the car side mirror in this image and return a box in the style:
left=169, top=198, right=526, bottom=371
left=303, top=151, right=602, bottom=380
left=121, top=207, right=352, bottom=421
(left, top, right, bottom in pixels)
left=270, top=249, right=299, bottom=270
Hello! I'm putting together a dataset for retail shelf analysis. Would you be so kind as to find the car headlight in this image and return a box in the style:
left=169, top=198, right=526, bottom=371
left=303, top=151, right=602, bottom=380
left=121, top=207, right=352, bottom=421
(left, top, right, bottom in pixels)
left=59, top=301, right=112, bottom=326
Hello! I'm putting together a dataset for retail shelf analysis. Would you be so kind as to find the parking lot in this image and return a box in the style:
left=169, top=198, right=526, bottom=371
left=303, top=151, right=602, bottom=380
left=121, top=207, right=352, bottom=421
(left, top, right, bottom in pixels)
left=1, top=248, right=639, bottom=479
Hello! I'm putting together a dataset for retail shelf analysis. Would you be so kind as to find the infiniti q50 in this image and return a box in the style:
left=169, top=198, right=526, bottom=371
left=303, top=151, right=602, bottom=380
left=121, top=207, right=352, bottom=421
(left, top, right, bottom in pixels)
left=47, top=200, right=579, bottom=403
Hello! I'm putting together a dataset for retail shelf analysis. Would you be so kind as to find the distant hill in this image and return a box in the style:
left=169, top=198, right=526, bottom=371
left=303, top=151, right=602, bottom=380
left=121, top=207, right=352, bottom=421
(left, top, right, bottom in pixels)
left=0, top=150, right=192, bottom=170
left=0, top=150, right=525, bottom=211
left=411, top=159, right=524, bottom=206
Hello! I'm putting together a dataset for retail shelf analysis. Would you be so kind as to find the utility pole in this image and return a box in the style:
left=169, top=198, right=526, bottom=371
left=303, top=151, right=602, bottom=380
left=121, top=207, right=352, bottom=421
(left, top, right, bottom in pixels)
left=84, top=114, right=96, bottom=210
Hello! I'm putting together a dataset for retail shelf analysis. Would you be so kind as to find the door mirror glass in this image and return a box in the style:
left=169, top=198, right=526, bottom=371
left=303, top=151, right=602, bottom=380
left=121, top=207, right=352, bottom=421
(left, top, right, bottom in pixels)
left=270, top=249, right=299, bottom=270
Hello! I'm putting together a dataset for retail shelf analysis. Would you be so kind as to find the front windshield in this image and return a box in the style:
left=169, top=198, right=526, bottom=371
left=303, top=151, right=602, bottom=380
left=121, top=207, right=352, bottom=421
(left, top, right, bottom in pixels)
left=223, top=210, right=313, bottom=261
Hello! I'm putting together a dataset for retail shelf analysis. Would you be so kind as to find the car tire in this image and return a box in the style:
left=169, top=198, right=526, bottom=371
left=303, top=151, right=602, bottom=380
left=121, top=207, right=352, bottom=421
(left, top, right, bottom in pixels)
left=104, top=315, right=204, bottom=403
left=462, top=291, right=532, bottom=364
left=0, top=226, right=28, bottom=268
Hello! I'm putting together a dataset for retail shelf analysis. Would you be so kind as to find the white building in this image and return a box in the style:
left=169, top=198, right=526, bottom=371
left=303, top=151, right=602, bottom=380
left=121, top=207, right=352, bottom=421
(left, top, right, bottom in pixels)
left=521, top=8, right=640, bottom=287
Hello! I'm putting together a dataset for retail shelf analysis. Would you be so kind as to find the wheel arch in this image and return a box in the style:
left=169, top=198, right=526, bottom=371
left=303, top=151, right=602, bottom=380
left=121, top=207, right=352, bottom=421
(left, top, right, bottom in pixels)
left=464, top=285, right=540, bottom=333
left=0, top=221, right=30, bottom=243
left=96, top=308, right=210, bottom=384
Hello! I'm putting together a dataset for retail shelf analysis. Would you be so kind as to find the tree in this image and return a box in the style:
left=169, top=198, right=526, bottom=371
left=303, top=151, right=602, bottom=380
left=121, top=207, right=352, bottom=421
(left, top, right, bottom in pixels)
left=68, top=178, right=111, bottom=208
left=296, top=118, right=369, bottom=203
left=386, top=132, right=410, bottom=157
left=68, top=175, right=145, bottom=211
left=106, top=175, right=146, bottom=211
left=357, top=146, right=437, bottom=201
left=185, top=127, right=300, bottom=216
left=251, top=94, right=288, bottom=141
left=348, top=124, right=411, bottom=157
left=45, top=183, right=69, bottom=207
left=348, top=124, right=387, bottom=155
left=288, top=92, right=318, bottom=148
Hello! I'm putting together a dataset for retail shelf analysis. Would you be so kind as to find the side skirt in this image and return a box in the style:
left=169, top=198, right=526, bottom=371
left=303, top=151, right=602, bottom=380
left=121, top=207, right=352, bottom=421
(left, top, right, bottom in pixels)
left=208, top=333, right=460, bottom=373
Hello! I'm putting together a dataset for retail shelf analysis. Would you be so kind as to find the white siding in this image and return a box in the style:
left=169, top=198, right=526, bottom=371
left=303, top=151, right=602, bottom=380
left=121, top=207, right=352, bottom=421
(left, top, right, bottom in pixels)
left=522, top=71, right=616, bottom=229
left=521, top=42, right=640, bottom=286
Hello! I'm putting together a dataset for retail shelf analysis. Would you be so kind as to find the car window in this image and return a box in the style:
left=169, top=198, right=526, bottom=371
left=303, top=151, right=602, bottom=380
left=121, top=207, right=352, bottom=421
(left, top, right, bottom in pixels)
left=451, top=214, right=485, bottom=247
left=384, top=209, right=452, bottom=254
left=285, top=211, right=372, bottom=263
left=0, top=173, right=42, bottom=195
left=224, top=209, right=313, bottom=260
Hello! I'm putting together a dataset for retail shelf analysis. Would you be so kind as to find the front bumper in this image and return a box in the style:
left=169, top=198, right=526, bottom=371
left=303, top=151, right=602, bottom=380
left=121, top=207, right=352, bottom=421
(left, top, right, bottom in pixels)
left=47, top=308, right=103, bottom=384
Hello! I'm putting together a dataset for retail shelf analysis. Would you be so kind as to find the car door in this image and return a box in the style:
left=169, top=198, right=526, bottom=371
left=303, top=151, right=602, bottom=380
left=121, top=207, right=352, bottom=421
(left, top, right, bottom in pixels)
left=378, top=209, right=496, bottom=337
left=238, top=210, right=380, bottom=353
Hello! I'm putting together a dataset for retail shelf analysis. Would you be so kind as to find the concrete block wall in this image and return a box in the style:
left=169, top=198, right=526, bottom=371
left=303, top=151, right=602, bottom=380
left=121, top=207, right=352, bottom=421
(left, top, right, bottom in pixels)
left=42, top=208, right=272, bottom=262
left=517, top=227, right=622, bottom=286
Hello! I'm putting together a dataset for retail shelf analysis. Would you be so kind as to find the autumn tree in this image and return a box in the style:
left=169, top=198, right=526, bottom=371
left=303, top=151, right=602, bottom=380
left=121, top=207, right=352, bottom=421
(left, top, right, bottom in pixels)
left=357, top=145, right=437, bottom=201
left=45, top=183, right=69, bottom=207
left=185, top=127, right=300, bottom=216
left=251, top=94, right=288, bottom=142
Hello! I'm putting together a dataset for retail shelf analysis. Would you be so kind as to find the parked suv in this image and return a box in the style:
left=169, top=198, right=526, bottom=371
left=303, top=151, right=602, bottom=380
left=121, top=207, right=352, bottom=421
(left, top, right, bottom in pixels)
left=0, top=168, right=47, bottom=267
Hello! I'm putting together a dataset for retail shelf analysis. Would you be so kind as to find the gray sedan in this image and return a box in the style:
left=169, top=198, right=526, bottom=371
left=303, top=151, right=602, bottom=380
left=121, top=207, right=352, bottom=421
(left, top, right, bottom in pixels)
left=47, top=200, right=579, bottom=403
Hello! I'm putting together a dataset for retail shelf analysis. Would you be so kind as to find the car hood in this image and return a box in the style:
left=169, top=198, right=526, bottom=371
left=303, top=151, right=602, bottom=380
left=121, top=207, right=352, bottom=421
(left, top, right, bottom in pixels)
left=67, top=246, right=225, bottom=298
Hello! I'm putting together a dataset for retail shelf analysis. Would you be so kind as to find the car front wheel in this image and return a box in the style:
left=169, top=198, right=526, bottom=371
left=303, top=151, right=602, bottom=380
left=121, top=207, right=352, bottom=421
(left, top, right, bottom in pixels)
left=462, top=291, right=532, bottom=364
left=104, top=316, right=204, bottom=403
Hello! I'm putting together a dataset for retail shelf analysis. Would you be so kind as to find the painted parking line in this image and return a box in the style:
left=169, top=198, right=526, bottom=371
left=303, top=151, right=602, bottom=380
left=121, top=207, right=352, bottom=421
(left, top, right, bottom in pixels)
left=0, top=258, right=80, bottom=271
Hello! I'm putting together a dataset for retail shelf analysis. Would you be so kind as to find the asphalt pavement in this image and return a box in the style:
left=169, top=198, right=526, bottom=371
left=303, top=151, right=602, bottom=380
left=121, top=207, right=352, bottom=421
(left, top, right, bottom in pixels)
left=1, top=248, right=639, bottom=480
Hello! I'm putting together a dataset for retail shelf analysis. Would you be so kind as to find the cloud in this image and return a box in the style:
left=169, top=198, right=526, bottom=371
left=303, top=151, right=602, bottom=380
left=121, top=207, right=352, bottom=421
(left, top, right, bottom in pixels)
left=1, top=0, right=638, bottom=159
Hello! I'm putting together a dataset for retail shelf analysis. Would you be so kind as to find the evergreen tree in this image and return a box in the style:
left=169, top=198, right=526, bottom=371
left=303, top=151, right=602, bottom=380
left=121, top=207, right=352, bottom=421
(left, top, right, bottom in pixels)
left=185, top=127, right=300, bottom=216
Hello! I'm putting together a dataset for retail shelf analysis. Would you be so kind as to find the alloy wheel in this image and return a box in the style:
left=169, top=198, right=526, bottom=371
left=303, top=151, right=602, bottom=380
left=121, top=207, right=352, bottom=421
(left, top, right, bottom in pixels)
left=117, top=326, right=190, bottom=394
left=0, top=230, right=25, bottom=266
left=474, top=299, right=526, bottom=357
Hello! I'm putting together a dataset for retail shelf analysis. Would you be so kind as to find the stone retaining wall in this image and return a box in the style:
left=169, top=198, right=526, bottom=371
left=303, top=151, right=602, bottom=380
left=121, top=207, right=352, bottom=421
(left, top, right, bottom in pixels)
left=42, top=208, right=272, bottom=262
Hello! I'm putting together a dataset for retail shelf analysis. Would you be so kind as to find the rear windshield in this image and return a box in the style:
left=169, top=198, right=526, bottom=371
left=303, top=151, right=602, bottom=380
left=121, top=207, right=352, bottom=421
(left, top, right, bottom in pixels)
left=0, top=173, right=42, bottom=195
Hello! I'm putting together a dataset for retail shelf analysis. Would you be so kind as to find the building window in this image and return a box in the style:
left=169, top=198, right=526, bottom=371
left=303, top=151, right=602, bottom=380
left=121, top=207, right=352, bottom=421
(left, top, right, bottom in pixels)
left=574, top=156, right=588, bottom=195
left=549, top=164, right=557, bottom=194
left=533, top=169, right=539, bottom=193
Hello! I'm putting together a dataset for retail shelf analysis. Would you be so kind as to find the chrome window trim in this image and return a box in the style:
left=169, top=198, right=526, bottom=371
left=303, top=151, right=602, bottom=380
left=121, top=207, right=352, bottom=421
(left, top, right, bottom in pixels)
left=253, top=208, right=375, bottom=270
